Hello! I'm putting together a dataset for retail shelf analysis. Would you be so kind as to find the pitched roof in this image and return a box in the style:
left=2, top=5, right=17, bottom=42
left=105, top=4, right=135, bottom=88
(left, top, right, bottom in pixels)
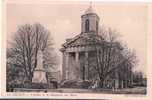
left=62, top=33, right=104, bottom=48
left=60, top=33, right=123, bottom=52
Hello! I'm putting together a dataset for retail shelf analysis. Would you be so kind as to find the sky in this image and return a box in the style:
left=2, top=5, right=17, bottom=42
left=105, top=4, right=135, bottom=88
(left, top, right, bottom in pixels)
left=6, top=1, right=147, bottom=75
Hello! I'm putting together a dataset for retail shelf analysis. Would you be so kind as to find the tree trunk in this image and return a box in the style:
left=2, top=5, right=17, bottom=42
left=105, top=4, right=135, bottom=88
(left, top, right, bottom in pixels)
left=99, top=80, right=104, bottom=88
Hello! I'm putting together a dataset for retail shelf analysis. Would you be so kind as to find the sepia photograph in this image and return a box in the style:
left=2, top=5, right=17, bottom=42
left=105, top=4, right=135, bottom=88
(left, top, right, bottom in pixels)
left=2, top=0, right=149, bottom=98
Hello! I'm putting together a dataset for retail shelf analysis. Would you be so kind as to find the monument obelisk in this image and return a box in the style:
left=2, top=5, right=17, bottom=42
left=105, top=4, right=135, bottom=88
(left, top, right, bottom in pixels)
left=32, top=50, right=47, bottom=83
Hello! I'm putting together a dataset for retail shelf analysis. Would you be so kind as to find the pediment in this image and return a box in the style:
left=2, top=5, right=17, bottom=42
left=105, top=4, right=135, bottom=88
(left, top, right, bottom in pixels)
left=62, top=33, right=104, bottom=48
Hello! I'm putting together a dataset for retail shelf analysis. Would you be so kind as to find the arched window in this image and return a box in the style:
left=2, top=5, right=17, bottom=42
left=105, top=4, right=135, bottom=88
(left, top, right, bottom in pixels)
left=85, top=19, right=89, bottom=32
left=96, top=21, right=98, bottom=32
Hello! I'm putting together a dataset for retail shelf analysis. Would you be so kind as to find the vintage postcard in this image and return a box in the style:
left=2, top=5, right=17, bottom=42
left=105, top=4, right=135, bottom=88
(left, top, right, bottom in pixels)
left=1, top=0, right=152, bottom=99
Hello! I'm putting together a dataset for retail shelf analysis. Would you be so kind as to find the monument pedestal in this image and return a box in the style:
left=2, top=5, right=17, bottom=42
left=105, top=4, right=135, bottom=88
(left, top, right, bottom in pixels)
left=32, top=69, right=47, bottom=83
left=32, top=50, right=47, bottom=84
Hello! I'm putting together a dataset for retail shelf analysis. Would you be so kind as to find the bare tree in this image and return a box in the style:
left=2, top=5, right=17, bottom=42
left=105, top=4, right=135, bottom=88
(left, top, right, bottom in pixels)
left=7, top=23, right=57, bottom=85
left=86, top=27, right=137, bottom=88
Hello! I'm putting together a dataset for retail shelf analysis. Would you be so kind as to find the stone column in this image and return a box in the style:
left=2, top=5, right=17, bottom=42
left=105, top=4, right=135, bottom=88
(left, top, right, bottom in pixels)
left=130, top=69, right=133, bottom=87
left=62, top=52, right=66, bottom=80
left=115, top=79, right=119, bottom=89
left=130, top=72, right=133, bottom=86
left=121, top=80, right=124, bottom=88
left=85, top=52, right=89, bottom=80
left=65, top=52, right=69, bottom=80
left=115, top=71, right=119, bottom=89
left=75, top=52, right=80, bottom=79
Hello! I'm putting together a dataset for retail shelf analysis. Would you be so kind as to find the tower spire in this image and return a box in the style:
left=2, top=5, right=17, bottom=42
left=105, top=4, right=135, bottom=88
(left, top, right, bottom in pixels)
left=85, top=1, right=94, bottom=14
left=82, top=1, right=99, bottom=33
left=89, top=1, right=92, bottom=8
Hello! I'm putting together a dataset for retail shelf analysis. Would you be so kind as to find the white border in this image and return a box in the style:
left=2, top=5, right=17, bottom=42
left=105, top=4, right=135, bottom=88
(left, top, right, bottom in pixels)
left=1, top=0, right=152, bottom=99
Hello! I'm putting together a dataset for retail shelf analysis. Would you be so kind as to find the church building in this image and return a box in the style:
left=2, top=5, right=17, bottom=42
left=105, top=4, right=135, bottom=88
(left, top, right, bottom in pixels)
left=60, top=5, right=100, bottom=80
left=60, top=5, right=133, bottom=89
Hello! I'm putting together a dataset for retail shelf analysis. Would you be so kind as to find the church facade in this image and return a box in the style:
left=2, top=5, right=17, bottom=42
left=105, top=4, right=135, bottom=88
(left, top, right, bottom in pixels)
left=60, top=6, right=100, bottom=81
left=60, top=6, right=133, bottom=89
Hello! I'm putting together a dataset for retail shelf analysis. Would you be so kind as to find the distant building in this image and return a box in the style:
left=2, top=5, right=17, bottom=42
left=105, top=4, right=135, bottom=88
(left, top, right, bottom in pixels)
left=60, top=5, right=133, bottom=89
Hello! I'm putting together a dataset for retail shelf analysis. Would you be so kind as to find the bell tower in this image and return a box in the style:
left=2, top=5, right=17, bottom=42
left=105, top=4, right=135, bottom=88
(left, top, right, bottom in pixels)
left=81, top=3, right=100, bottom=34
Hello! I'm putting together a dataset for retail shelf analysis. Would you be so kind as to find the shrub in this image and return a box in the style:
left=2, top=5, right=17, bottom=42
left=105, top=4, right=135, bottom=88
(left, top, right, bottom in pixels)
left=27, top=83, right=49, bottom=89
left=60, top=80, right=92, bottom=89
